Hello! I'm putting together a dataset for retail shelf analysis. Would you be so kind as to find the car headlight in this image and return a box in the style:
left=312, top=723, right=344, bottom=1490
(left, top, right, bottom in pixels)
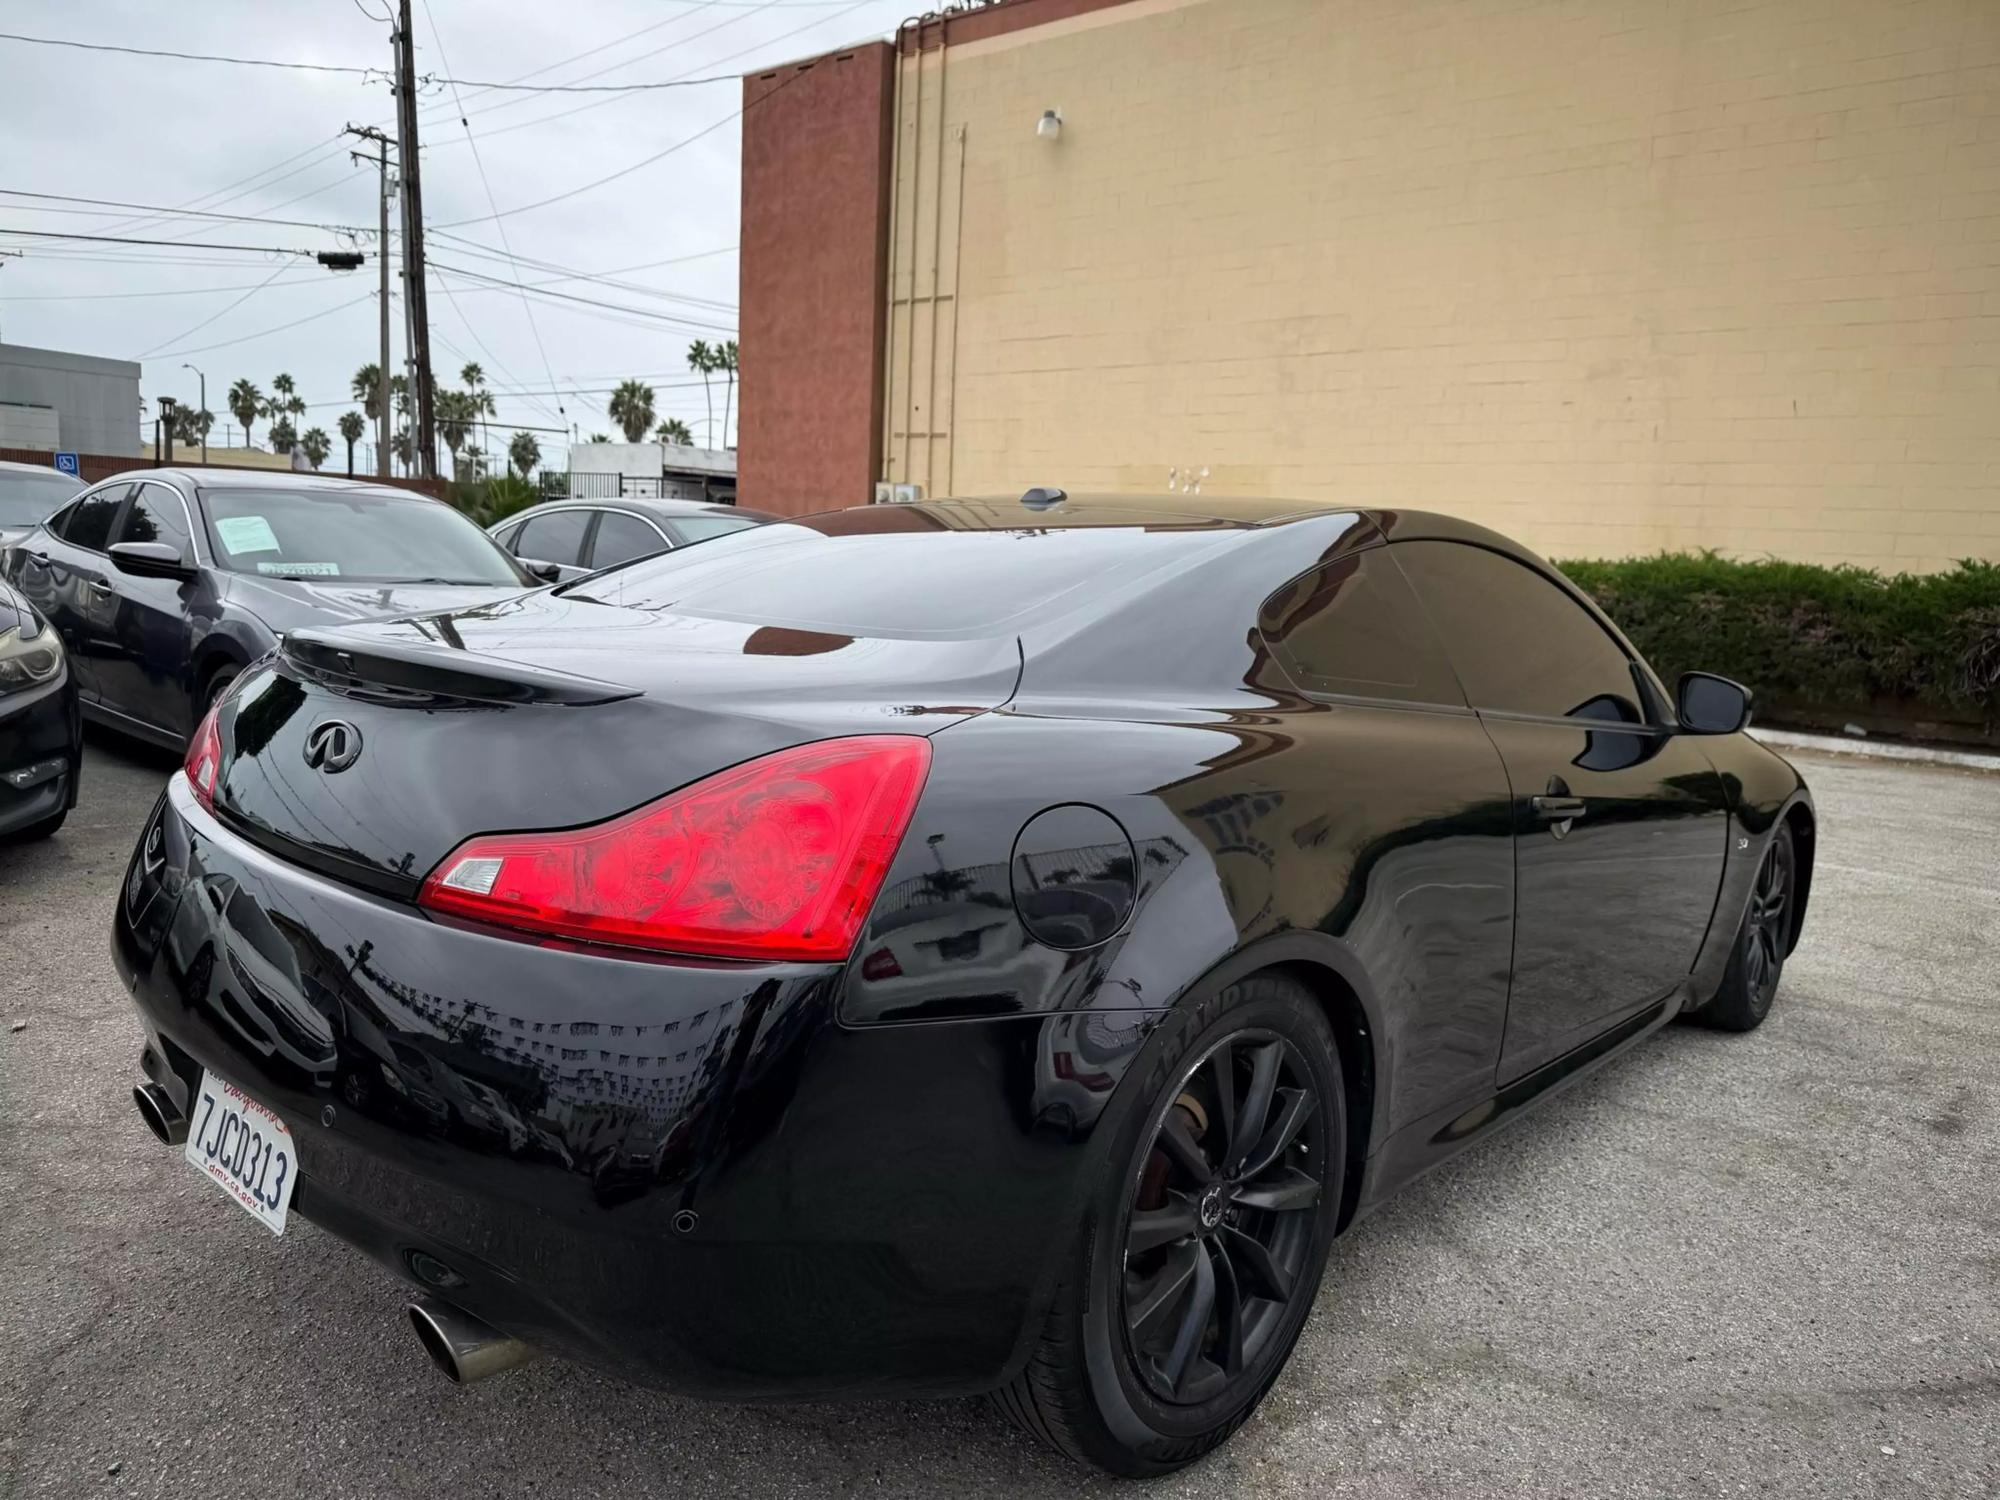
left=0, top=622, right=64, bottom=695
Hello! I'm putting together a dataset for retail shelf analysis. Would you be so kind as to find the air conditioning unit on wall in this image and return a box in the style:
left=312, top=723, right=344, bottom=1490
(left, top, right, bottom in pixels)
left=873, top=482, right=923, bottom=504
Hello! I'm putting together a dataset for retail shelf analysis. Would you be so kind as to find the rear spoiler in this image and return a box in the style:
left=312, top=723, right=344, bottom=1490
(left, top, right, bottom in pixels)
left=282, top=625, right=641, bottom=707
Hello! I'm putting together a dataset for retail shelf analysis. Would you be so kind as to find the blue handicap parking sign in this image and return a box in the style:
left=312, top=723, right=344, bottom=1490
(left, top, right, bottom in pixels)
left=53, top=452, right=80, bottom=477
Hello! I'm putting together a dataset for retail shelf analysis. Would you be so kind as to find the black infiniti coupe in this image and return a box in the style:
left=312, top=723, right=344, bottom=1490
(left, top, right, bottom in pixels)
left=112, top=493, right=1812, bottom=1476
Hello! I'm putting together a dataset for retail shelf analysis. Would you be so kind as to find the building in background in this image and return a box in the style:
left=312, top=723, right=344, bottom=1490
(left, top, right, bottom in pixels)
left=739, top=0, right=2000, bottom=571
left=0, top=341, right=140, bottom=455
left=569, top=441, right=737, bottom=504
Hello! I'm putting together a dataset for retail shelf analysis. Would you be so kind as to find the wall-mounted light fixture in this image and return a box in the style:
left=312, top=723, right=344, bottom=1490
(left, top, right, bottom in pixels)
left=1036, top=108, right=1063, bottom=142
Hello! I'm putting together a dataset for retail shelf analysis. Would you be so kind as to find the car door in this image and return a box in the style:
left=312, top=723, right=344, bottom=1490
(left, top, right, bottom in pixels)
left=1390, top=539, right=1731, bottom=1083
left=19, top=481, right=132, bottom=704
left=586, top=509, right=672, bottom=570
left=93, top=480, right=200, bottom=740
left=510, top=508, right=595, bottom=581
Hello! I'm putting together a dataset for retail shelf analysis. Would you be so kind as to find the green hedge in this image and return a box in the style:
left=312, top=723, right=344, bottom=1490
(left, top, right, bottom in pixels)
left=1557, top=553, right=2000, bottom=735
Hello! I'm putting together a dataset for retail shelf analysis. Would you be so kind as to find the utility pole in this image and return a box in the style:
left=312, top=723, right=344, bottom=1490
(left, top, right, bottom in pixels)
left=345, top=124, right=395, bottom=478
left=0, top=249, right=19, bottom=339
left=180, top=363, right=206, bottom=463
left=392, top=0, right=437, bottom=479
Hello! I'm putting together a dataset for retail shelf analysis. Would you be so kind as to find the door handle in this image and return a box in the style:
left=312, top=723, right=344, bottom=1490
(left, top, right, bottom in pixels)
left=85, top=579, right=114, bottom=594
left=1530, top=795, right=1587, bottom=820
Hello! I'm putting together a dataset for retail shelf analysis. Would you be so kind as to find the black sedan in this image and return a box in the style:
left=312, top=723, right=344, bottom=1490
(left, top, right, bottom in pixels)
left=0, top=574, right=79, bottom=841
left=2, top=468, right=537, bottom=751
left=488, top=496, right=776, bottom=580
left=111, top=494, right=1813, bottom=1477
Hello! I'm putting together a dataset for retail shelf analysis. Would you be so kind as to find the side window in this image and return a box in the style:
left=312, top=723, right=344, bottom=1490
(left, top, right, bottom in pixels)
left=494, top=521, right=524, bottom=552
left=590, top=512, right=668, bottom=569
left=1393, top=541, right=1643, bottom=723
left=115, top=484, right=194, bottom=565
left=57, top=484, right=130, bottom=553
left=1259, top=547, right=1463, bottom=705
left=514, top=509, right=591, bottom=568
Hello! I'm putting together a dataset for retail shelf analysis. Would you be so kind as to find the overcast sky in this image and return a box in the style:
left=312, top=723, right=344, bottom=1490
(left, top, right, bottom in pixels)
left=0, top=0, right=916, bottom=468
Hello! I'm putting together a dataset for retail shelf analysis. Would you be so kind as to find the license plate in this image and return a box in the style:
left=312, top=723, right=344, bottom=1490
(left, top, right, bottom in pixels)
left=184, top=1073, right=298, bottom=1235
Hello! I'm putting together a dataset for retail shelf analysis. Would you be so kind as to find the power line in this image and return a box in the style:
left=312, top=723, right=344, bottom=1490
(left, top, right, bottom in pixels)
left=135, top=262, right=297, bottom=360
left=0, top=275, right=324, bottom=302
left=0, top=227, right=344, bottom=257
left=420, top=0, right=565, bottom=427
left=0, top=30, right=387, bottom=78
left=430, top=262, right=736, bottom=333
left=149, top=289, right=377, bottom=360
left=0, top=187, right=369, bottom=236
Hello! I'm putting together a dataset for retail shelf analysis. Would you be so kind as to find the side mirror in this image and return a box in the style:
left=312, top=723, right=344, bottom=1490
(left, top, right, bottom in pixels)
left=109, top=541, right=194, bottom=580
left=524, top=559, right=562, bottom=583
left=1676, top=672, right=1753, bottom=734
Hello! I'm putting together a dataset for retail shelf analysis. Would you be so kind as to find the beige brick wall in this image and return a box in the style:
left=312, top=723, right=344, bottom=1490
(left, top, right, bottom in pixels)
left=880, top=0, right=2000, bottom=570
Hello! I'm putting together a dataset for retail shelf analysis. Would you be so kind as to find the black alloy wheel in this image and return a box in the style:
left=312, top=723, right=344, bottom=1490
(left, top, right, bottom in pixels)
left=1121, top=1029, right=1325, bottom=1405
left=1697, top=822, right=1796, bottom=1032
left=996, top=973, right=1344, bottom=1477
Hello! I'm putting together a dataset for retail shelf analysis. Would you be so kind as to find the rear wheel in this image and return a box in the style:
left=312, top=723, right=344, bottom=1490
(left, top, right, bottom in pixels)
left=1696, top=824, right=1796, bottom=1032
left=995, top=973, right=1344, bottom=1476
left=196, top=663, right=240, bottom=723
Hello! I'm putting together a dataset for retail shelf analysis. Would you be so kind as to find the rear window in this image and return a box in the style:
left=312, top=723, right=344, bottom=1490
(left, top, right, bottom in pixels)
left=570, top=514, right=1236, bottom=638
left=0, top=469, right=83, bottom=527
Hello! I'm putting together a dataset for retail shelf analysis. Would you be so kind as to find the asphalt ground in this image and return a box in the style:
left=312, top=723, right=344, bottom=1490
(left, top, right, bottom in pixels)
left=2, top=734, right=1995, bottom=1499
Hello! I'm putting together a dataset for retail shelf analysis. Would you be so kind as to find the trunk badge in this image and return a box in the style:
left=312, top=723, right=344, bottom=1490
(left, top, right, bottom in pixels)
left=303, top=719, right=364, bottom=773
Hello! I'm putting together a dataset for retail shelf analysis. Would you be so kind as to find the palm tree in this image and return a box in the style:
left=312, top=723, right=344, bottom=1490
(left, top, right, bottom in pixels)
left=608, top=379, right=656, bottom=443
left=655, top=417, right=693, bottom=446
left=269, top=417, right=298, bottom=456
left=390, top=427, right=413, bottom=472
left=686, top=339, right=713, bottom=446
left=300, top=427, right=331, bottom=471
left=718, top=339, right=738, bottom=449
left=587, top=432, right=610, bottom=444
left=460, top=362, right=496, bottom=470
left=352, top=363, right=383, bottom=423
left=337, top=410, right=366, bottom=475
left=170, top=406, right=214, bottom=446
left=508, top=430, right=541, bottom=480
left=228, top=378, right=261, bottom=448
left=436, top=389, right=480, bottom=475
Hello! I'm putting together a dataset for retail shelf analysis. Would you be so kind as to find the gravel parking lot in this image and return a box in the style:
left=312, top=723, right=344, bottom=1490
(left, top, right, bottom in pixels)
left=2, top=735, right=1996, bottom=1499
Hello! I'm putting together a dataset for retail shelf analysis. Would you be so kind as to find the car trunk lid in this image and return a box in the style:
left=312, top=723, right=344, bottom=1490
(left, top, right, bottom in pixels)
left=209, top=590, right=1020, bottom=897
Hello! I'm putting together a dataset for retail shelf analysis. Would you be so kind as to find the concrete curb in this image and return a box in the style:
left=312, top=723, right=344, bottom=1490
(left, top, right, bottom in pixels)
left=1751, top=726, right=2000, bottom=773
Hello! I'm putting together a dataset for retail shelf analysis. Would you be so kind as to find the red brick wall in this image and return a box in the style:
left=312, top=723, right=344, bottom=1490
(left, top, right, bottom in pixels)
left=738, top=44, right=895, bottom=517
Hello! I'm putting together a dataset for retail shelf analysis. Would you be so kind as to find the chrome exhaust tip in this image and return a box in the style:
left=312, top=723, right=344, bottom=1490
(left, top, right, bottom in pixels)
left=408, top=1297, right=535, bottom=1385
left=132, top=1082, right=187, bottom=1146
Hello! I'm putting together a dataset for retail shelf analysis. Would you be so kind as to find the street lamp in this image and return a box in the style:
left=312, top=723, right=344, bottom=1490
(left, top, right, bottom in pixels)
left=180, top=362, right=207, bottom=464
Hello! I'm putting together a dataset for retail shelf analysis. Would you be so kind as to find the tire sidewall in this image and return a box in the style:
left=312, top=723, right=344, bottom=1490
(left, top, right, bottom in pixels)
left=1074, top=977, right=1344, bottom=1462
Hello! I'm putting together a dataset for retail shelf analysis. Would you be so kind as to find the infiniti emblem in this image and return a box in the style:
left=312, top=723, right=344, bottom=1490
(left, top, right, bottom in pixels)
left=303, top=719, right=363, bottom=773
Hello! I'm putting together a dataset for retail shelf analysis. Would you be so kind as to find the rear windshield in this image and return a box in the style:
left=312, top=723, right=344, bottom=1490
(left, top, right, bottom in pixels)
left=0, top=469, right=83, bottom=527
left=200, top=486, right=527, bottom=585
left=671, top=513, right=761, bottom=545
left=570, top=511, right=1236, bottom=638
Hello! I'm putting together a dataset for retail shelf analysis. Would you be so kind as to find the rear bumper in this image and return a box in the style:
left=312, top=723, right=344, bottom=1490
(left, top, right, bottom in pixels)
left=0, top=672, right=79, bottom=836
left=112, top=777, right=1111, bottom=1400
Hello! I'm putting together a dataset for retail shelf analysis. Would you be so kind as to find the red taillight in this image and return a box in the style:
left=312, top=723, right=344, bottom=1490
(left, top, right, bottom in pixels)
left=183, top=701, right=224, bottom=809
left=419, top=736, right=932, bottom=962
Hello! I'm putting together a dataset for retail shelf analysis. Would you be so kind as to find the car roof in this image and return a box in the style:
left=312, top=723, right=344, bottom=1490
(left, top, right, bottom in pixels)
left=800, top=492, right=1528, bottom=554
left=498, top=497, right=776, bottom=525
left=0, top=459, right=81, bottom=478
left=123, top=467, right=444, bottom=501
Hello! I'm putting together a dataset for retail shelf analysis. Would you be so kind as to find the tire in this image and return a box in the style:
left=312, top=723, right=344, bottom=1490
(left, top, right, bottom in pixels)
left=2, top=807, right=65, bottom=844
left=1695, top=823, right=1796, bottom=1032
left=994, top=972, right=1345, bottom=1476
left=198, top=663, right=240, bottom=720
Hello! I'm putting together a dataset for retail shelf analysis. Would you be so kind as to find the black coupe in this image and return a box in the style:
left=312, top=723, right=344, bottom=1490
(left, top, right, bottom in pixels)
left=112, top=494, right=1813, bottom=1476
left=3, top=468, right=536, bottom=750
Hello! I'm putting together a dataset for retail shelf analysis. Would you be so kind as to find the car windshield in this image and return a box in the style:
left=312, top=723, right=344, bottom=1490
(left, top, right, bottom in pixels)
left=0, top=470, right=83, bottom=527
left=199, top=486, right=528, bottom=585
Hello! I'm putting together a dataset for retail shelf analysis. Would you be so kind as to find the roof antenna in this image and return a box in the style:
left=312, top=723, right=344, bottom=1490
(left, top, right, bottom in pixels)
left=1020, top=486, right=1067, bottom=510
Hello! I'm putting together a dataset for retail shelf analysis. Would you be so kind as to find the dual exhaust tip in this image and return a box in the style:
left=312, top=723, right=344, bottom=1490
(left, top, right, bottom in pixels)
left=130, top=1078, right=533, bottom=1386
